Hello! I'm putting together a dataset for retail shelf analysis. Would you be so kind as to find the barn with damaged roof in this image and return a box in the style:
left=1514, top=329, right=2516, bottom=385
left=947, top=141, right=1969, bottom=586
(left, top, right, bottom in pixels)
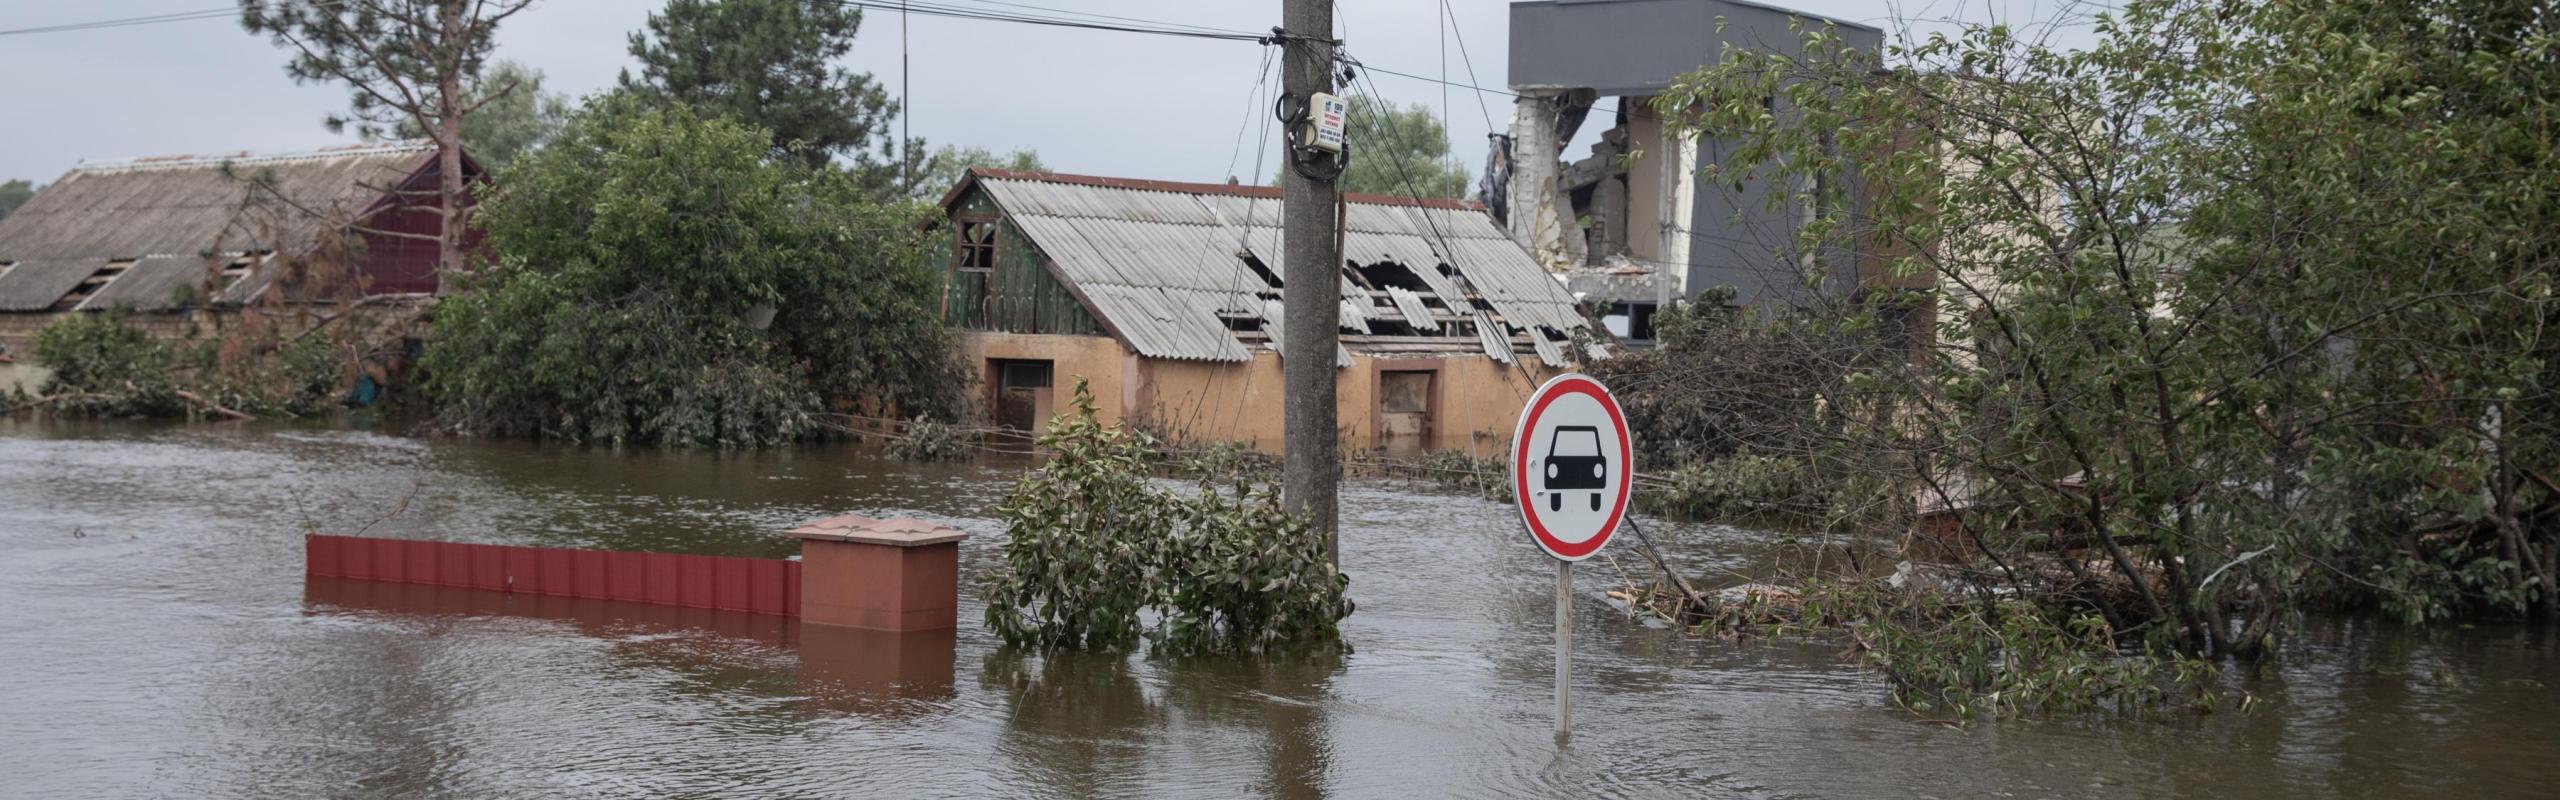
left=930, top=167, right=1602, bottom=455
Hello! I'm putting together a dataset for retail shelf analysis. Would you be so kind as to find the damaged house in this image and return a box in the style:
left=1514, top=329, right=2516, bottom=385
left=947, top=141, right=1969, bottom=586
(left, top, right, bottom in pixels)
left=933, top=168, right=1594, bottom=453
left=1503, top=0, right=1926, bottom=345
left=0, top=141, right=477, bottom=354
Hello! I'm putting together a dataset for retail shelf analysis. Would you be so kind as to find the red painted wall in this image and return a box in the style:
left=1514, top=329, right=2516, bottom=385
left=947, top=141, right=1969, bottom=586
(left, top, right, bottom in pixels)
left=357, top=207, right=445, bottom=295
left=352, top=152, right=484, bottom=295
left=305, top=535, right=802, bottom=617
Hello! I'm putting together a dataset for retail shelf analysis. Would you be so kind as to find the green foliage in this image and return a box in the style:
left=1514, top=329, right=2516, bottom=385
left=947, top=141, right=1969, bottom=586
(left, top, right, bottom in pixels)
left=1796, top=581, right=2220, bottom=721
left=423, top=98, right=965, bottom=446
left=911, top=146, right=1046, bottom=200
left=1165, top=440, right=1279, bottom=483
left=1642, top=0, right=2560, bottom=683
left=1407, top=449, right=1512, bottom=503
left=985, top=380, right=1352, bottom=655
left=0, top=179, right=36, bottom=221
left=621, top=0, right=896, bottom=174
left=25, top=314, right=344, bottom=419
left=394, top=60, right=569, bottom=170
left=32, top=314, right=179, bottom=416
left=887, top=415, right=973, bottom=463
left=239, top=0, right=531, bottom=139
left=1277, top=95, right=1470, bottom=198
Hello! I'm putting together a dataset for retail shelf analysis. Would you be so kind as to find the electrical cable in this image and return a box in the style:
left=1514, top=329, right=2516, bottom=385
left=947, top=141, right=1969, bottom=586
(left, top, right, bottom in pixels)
left=0, top=5, right=252, bottom=36
left=825, top=0, right=1276, bottom=44
left=0, top=1, right=361, bottom=37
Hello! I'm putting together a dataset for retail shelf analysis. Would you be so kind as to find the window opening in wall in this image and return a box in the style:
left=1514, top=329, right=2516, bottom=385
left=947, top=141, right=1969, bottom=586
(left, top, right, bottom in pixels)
left=1601, top=301, right=1659, bottom=344
left=1378, top=369, right=1435, bottom=452
left=955, top=219, right=998, bottom=272
left=989, top=358, right=1055, bottom=434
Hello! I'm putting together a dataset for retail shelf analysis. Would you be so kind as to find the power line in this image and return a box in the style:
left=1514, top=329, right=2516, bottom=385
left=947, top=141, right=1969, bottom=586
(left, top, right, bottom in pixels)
left=0, top=6, right=238, bottom=37
left=1438, top=0, right=1496, bottom=133
left=826, top=0, right=1272, bottom=43
left=942, top=0, right=1256, bottom=37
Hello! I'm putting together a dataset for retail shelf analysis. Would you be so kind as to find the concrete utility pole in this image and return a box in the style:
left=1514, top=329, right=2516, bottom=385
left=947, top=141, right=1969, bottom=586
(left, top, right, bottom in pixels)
left=1280, top=0, right=1343, bottom=561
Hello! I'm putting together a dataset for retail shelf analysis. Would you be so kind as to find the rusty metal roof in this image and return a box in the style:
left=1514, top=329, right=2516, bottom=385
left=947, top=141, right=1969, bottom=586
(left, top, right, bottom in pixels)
left=971, top=170, right=1587, bottom=364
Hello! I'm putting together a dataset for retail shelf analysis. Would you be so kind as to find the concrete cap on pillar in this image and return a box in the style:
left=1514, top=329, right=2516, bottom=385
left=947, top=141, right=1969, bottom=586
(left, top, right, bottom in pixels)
left=786, top=514, right=970, bottom=547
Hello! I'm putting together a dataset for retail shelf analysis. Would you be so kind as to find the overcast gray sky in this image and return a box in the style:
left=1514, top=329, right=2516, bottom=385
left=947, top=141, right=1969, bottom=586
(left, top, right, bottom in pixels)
left=0, top=1, right=2102, bottom=188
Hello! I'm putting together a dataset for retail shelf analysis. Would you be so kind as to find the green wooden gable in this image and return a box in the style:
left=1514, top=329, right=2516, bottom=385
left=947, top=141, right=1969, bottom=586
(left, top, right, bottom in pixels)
left=939, top=188, right=1103, bottom=336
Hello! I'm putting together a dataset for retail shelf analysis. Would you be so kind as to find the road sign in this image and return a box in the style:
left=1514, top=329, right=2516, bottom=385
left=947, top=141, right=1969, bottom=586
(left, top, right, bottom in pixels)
left=1509, top=372, right=1634, bottom=741
left=1510, top=373, right=1633, bottom=562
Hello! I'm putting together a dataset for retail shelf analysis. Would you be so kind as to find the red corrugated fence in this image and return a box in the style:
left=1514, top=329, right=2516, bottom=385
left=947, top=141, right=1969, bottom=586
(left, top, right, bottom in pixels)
left=305, top=535, right=801, bottom=617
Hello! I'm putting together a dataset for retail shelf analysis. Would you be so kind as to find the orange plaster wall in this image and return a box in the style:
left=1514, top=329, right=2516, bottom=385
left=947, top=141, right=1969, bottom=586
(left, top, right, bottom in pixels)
left=1134, top=349, right=1556, bottom=455
left=955, top=331, right=1134, bottom=427
left=955, top=331, right=1560, bottom=455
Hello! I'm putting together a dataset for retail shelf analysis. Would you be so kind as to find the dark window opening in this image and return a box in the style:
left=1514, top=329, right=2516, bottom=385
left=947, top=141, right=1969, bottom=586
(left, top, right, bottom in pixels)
left=1350, top=259, right=1433, bottom=292
left=1601, top=302, right=1658, bottom=344
left=954, top=218, right=998, bottom=272
left=218, top=255, right=258, bottom=288
left=57, top=260, right=132, bottom=311
left=990, top=358, right=1055, bottom=434
left=997, top=359, right=1051, bottom=391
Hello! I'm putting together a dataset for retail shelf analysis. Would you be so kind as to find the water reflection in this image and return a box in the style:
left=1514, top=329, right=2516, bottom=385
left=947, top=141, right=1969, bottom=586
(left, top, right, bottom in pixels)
left=9, top=419, right=2560, bottom=798
left=305, top=578, right=959, bottom=721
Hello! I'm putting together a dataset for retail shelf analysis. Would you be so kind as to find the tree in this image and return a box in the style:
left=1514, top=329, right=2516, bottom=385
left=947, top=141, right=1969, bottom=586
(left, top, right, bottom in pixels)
left=0, top=180, right=35, bottom=221
left=911, top=145, right=1045, bottom=200
left=1638, top=0, right=2560, bottom=683
left=620, top=0, right=897, bottom=174
left=423, top=97, right=966, bottom=446
left=394, top=60, right=569, bottom=171
left=240, top=0, right=534, bottom=291
left=1280, top=95, right=1469, bottom=198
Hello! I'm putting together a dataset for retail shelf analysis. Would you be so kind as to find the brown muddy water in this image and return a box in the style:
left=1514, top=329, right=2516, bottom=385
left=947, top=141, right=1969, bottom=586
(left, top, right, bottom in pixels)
left=1, top=418, right=2556, bottom=798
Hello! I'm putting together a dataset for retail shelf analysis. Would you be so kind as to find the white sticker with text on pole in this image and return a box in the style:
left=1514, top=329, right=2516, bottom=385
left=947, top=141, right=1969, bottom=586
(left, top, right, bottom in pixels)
left=1511, top=373, right=1633, bottom=562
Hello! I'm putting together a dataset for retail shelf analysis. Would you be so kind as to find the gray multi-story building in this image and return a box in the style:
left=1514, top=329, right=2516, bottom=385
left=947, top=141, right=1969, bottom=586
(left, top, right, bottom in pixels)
left=1501, top=0, right=1889, bottom=342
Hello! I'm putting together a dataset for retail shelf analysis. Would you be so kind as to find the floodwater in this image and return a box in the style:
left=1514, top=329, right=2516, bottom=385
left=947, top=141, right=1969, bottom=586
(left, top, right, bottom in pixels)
left=2, top=418, right=2556, bottom=799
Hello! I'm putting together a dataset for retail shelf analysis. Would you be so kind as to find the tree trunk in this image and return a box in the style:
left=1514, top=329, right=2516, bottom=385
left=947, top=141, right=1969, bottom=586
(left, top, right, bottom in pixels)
left=434, top=0, right=467, bottom=297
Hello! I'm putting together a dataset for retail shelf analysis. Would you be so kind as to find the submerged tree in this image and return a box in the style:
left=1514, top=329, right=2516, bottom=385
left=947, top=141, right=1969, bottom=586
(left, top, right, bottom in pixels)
left=424, top=97, right=966, bottom=446
left=620, top=0, right=898, bottom=175
left=239, top=0, right=535, bottom=288
left=1617, top=0, right=2557, bottom=709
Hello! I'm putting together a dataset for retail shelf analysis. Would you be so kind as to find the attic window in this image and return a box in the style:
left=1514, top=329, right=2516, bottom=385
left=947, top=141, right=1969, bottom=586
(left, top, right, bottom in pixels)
left=57, top=259, right=134, bottom=311
left=218, top=255, right=257, bottom=287
left=954, top=218, right=998, bottom=273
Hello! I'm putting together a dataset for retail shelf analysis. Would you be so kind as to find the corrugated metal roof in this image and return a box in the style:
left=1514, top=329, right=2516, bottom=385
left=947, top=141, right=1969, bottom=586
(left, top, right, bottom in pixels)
left=1531, top=330, right=1570, bottom=368
left=77, top=255, right=202, bottom=312
left=0, top=141, right=430, bottom=263
left=1385, top=287, right=1438, bottom=333
left=0, top=259, right=103, bottom=311
left=973, top=173, right=1588, bottom=364
left=1475, top=311, right=1517, bottom=364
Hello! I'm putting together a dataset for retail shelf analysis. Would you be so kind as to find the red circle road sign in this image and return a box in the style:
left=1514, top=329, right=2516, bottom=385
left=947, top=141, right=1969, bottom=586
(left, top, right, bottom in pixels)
left=1511, top=373, right=1633, bottom=561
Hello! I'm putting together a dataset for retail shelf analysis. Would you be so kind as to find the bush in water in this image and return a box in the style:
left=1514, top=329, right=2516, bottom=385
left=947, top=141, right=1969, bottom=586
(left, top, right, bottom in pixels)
left=984, top=379, right=1351, bottom=654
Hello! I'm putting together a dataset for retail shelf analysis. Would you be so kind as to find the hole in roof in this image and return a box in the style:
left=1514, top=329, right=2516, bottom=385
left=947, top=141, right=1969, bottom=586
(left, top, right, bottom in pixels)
left=1350, top=259, right=1434, bottom=292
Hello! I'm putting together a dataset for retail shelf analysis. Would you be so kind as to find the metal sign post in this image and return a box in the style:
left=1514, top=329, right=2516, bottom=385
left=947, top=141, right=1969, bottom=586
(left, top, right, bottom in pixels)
left=1556, top=558, right=1572, bottom=736
left=1510, top=373, right=1633, bottom=741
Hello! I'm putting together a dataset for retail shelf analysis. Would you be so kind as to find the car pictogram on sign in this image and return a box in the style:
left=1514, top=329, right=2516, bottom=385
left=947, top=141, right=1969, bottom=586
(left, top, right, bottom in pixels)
left=1542, top=425, right=1607, bottom=512
left=1511, top=373, right=1633, bottom=562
